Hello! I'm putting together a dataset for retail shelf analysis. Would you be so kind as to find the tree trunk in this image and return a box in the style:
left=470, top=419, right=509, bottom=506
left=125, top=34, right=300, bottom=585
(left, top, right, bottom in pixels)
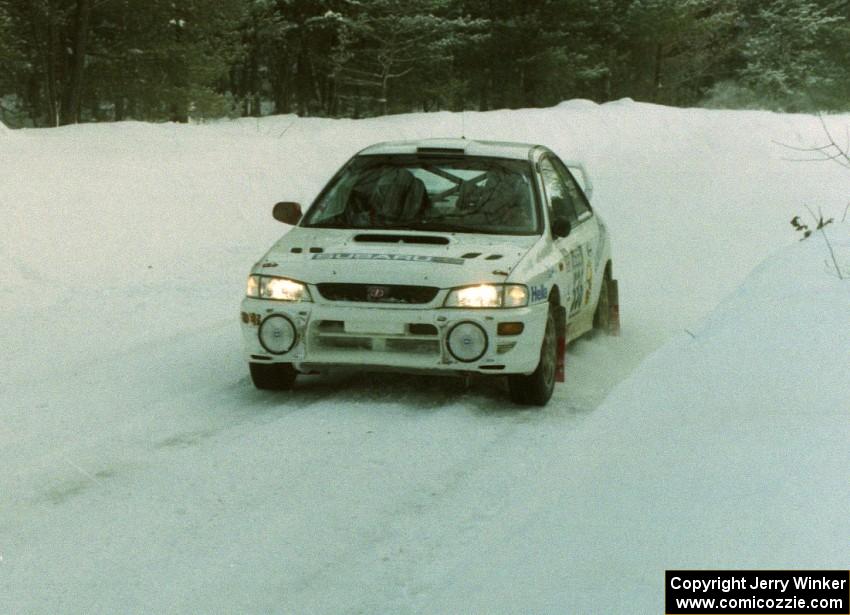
left=307, top=54, right=323, bottom=114
left=247, top=14, right=260, bottom=116
left=273, top=62, right=290, bottom=114
left=652, top=42, right=663, bottom=102
left=295, top=47, right=309, bottom=116
left=60, top=0, right=92, bottom=125
left=604, top=49, right=615, bottom=100
left=380, top=73, right=388, bottom=116
left=25, top=63, right=43, bottom=125
left=40, top=1, right=60, bottom=126
left=479, top=67, right=490, bottom=111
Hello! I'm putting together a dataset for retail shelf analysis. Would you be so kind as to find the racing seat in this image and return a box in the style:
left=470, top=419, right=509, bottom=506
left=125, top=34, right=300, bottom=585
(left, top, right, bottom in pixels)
left=457, top=166, right=530, bottom=226
left=369, top=167, right=429, bottom=225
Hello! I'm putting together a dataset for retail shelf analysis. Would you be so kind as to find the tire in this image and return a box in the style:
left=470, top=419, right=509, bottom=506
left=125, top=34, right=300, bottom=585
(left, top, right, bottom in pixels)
left=593, top=267, right=611, bottom=332
left=508, top=309, right=557, bottom=406
left=249, top=362, right=297, bottom=390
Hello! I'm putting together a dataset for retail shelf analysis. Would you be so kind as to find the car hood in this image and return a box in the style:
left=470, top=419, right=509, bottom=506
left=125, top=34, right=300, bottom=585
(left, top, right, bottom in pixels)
left=254, top=227, right=540, bottom=287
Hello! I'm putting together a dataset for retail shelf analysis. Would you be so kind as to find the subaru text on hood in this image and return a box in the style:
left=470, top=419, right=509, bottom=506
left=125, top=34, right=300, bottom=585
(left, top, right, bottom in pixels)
left=240, top=139, right=619, bottom=406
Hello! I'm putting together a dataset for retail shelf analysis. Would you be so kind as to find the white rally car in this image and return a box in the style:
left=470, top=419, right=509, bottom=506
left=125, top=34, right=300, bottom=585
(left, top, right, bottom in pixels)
left=240, top=139, right=618, bottom=405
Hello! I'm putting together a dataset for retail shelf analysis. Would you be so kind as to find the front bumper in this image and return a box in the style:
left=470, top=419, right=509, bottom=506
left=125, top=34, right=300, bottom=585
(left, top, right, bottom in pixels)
left=240, top=297, right=549, bottom=376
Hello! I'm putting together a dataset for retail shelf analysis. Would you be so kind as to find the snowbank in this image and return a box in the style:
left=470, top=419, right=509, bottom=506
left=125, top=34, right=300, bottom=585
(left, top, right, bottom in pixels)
left=419, top=226, right=850, bottom=612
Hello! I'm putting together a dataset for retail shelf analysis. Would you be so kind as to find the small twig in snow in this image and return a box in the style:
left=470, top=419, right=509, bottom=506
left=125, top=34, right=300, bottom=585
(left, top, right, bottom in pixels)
left=774, top=140, right=836, bottom=153
left=803, top=203, right=818, bottom=223
left=818, top=227, right=844, bottom=280
left=774, top=114, right=850, bottom=170
left=277, top=119, right=297, bottom=139
left=64, top=457, right=102, bottom=485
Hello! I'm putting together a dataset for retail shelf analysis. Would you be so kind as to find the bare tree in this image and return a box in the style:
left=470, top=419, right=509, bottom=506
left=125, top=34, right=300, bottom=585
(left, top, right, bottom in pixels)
left=780, top=114, right=848, bottom=280
left=778, top=114, right=850, bottom=169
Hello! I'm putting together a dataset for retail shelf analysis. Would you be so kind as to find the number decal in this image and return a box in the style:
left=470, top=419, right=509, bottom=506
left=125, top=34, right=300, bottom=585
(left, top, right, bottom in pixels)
left=569, top=248, right=584, bottom=316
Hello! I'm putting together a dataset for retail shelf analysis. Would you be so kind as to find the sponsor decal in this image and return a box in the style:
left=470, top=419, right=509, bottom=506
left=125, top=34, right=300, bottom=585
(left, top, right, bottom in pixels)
left=531, top=284, right=548, bottom=303
left=569, top=247, right=585, bottom=316
left=313, top=252, right=465, bottom=265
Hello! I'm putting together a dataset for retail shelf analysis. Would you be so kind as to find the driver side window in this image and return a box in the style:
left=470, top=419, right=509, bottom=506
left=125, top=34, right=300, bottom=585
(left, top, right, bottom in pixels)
left=539, top=157, right=577, bottom=225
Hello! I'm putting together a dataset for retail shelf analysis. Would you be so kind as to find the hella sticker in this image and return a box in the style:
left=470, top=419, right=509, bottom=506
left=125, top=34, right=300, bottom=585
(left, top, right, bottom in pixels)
left=531, top=285, right=548, bottom=302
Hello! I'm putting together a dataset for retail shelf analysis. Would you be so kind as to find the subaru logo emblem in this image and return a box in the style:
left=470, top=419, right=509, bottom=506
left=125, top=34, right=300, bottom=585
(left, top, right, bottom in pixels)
left=367, top=286, right=388, bottom=301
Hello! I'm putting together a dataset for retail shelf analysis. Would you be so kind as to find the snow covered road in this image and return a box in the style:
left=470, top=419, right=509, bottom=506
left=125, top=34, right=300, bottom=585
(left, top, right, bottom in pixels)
left=1, top=313, right=635, bottom=612
left=2, top=102, right=848, bottom=612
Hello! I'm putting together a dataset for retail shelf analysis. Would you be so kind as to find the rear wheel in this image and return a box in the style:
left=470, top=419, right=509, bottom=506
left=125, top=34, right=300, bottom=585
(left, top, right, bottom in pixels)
left=249, top=362, right=297, bottom=390
left=508, top=309, right=557, bottom=406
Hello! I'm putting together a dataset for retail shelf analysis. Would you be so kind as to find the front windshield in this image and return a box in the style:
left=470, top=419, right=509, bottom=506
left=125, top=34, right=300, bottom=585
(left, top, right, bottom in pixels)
left=302, top=155, right=540, bottom=235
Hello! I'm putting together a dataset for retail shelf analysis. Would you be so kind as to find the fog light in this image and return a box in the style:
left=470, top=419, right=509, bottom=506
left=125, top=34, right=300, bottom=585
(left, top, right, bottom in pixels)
left=497, top=322, right=524, bottom=336
left=258, top=315, right=296, bottom=355
left=447, top=321, right=487, bottom=362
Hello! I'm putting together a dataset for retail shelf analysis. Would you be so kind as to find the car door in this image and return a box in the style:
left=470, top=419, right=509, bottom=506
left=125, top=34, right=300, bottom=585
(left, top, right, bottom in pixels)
left=538, top=154, right=601, bottom=322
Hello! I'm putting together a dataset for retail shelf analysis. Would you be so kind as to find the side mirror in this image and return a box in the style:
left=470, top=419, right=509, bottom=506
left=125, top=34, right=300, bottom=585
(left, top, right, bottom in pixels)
left=273, top=201, right=302, bottom=225
left=552, top=217, right=571, bottom=238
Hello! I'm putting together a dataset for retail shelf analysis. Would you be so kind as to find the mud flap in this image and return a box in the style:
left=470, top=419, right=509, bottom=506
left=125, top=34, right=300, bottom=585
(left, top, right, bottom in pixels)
left=608, top=278, right=620, bottom=336
left=555, top=334, right=567, bottom=383
left=554, top=306, right=567, bottom=383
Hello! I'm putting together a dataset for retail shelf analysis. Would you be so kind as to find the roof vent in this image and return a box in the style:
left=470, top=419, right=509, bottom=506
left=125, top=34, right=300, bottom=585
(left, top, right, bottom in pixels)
left=416, top=147, right=465, bottom=156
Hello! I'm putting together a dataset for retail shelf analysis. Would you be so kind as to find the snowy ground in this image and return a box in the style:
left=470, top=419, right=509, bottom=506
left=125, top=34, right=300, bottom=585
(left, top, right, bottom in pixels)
left=1, top=102, right=848, bottom=613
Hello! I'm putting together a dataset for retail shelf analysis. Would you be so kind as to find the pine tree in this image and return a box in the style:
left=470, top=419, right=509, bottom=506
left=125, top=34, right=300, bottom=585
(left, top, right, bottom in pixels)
left=330, top=0, right=477, bottom=116
left=736, top=0, right=847, bottom=110
left=612, top=0, right=740, bottom=105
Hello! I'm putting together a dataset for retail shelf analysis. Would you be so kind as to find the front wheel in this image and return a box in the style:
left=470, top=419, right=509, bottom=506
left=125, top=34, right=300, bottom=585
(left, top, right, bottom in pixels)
left=508, top=309, right=557, bottom=406
left=249, top=362, right=297, bottom=390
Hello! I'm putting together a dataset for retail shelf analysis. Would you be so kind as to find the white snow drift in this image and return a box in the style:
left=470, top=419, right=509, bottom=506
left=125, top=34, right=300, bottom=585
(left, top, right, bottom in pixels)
left=1, top=102, right=848, bottom=613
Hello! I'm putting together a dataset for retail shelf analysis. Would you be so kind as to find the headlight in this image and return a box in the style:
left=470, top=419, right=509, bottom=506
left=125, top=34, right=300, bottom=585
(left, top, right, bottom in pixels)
left=444, top=284, right=528, bottom=308
left=246, top=275, right=312, bottom=302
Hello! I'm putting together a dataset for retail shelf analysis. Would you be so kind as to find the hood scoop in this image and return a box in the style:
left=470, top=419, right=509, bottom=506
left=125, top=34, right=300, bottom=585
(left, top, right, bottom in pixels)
left=460, top=252, right=504, bottom=260
left=353, top=233, right=449, bottom=245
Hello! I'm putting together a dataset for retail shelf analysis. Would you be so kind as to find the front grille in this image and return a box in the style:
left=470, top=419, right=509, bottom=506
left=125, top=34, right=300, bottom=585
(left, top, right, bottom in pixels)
left=311, top=320, right=442, bottom=357
left=315, top=336, right=440, bottom=355
left=316, top=283, right=439, bottom=304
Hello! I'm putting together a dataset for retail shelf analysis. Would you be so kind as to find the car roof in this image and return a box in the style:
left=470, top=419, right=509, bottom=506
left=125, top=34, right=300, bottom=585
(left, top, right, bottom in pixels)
left=357, top=138, right=547, bottom=161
